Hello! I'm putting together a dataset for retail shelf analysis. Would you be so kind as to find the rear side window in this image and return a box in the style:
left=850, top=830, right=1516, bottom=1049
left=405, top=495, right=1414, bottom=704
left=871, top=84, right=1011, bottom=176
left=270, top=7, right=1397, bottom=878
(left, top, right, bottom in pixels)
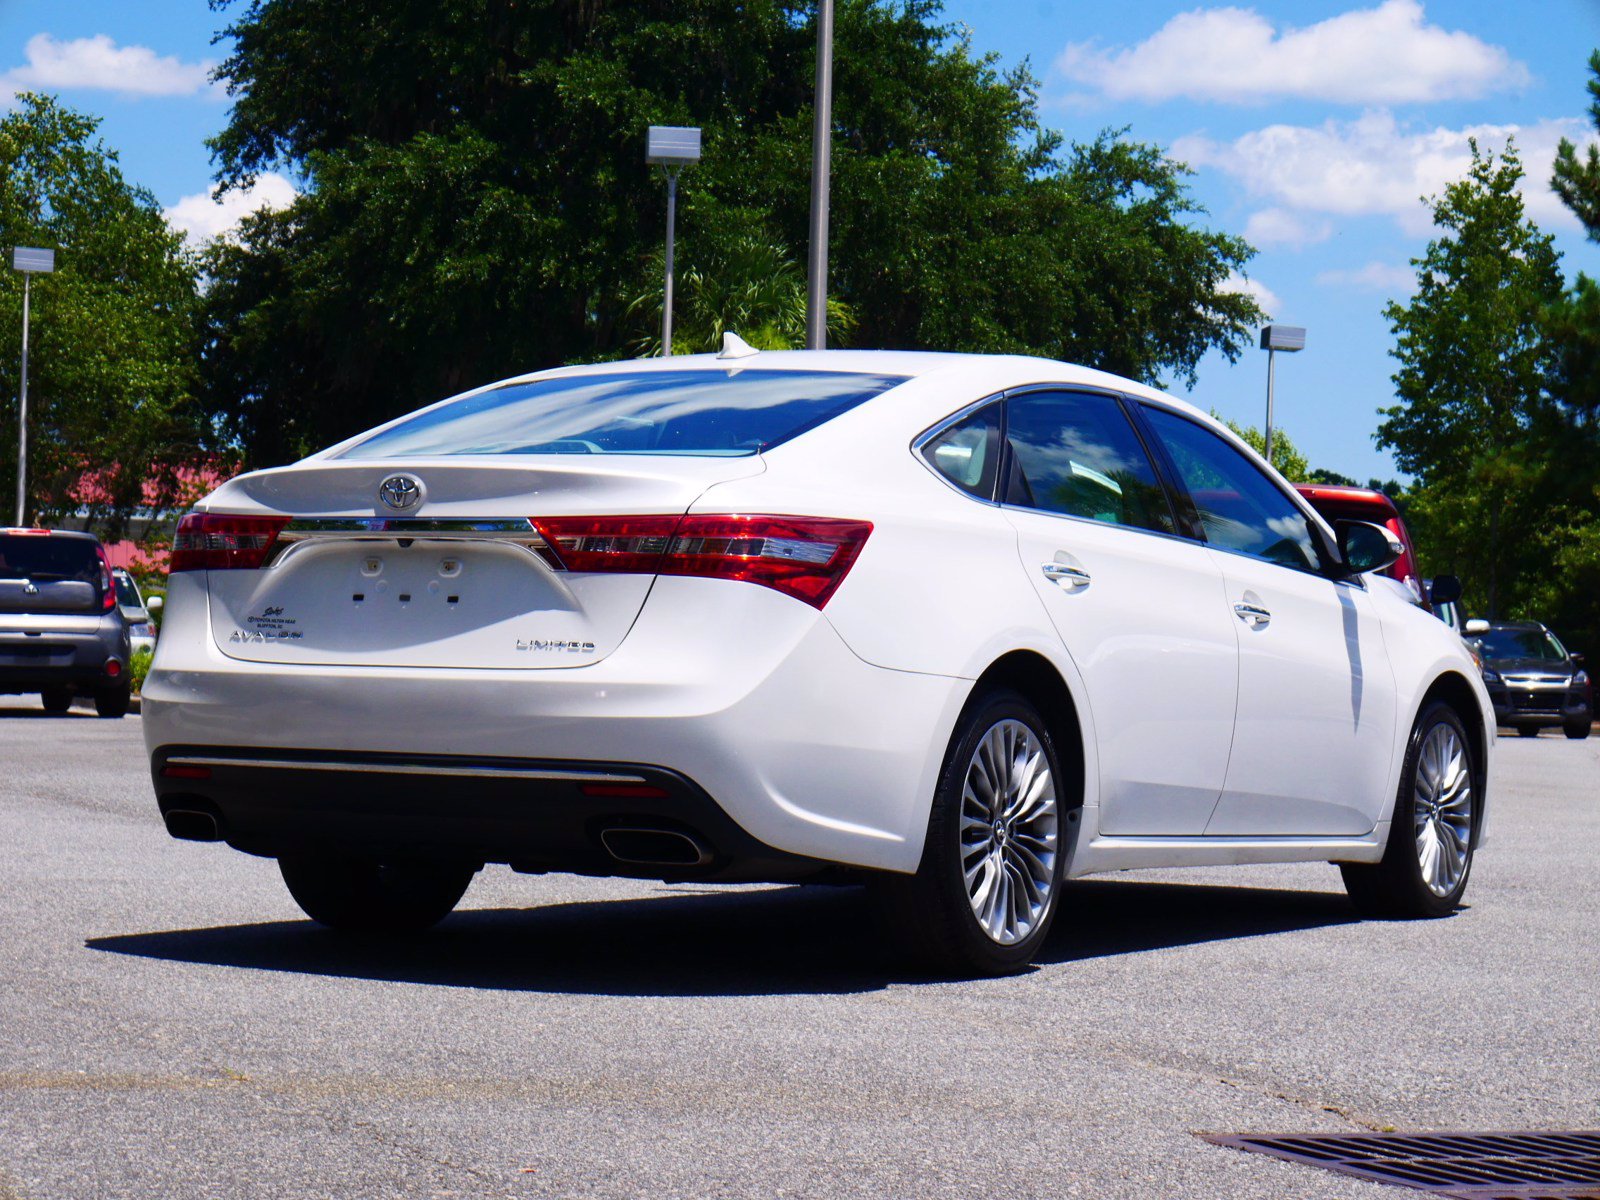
left=1141, top=405, right=1325, bottom=573
left=1002, top=391, right=1176, bottom=534
left=339, top=369, right=908, bottom=458
left=921, top=403, right=1000, bottom=499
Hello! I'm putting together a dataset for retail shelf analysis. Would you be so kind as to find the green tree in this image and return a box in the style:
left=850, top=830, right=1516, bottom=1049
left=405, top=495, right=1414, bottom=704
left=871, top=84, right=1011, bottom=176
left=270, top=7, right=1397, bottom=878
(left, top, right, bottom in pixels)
left=1214, top=413, right=1309, bottom=481
left=622, top=227, right=854, bottom=355
left=200, top=0, right=1264, bottom=467
left=1376, top=141, right=1564, bottom=617
left=0, top=94, right=202, bottom=531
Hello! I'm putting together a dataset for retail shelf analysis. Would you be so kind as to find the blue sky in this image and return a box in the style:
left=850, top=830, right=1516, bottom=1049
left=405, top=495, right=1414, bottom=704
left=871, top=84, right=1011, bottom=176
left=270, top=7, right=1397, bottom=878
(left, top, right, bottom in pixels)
left=3, top=0, right=1599, bottom=480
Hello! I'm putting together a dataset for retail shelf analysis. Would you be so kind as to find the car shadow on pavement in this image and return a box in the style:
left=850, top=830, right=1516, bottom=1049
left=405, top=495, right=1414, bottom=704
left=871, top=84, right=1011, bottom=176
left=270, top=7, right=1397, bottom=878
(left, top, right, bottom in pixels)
left=86, top=877, right=1361, bottom=997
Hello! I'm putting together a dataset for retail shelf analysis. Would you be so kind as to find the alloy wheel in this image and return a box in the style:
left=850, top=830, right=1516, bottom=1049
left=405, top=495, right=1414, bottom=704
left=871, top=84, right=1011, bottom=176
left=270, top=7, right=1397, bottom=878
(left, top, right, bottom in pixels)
left=960, top=719, right=1059, bottom=944
left=1413, top=722, right=1473, bottom=897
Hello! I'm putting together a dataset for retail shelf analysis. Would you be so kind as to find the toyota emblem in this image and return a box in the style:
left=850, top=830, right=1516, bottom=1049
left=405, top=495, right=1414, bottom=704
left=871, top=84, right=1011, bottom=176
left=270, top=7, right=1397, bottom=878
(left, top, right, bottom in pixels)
left=378, top=474, right=423, bottom=510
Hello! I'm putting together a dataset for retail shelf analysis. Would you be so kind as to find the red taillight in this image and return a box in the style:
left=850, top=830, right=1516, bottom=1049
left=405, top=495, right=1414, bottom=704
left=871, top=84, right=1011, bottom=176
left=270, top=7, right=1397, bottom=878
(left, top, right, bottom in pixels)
left=95, top=545, right=117, bottom=611
left=531, top=516, right=681, bottom=573
left=169, top=513, right=289, bottom=572
left=532, top=514, right=872, bottom=609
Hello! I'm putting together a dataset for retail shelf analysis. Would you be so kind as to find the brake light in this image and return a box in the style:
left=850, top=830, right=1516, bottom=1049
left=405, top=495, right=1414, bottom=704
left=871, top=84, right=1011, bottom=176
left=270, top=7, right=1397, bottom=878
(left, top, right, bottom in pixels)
left=170, top=513, right=290, bottom=571
left=532, top=514, right=872, bottom=609
left=95, top=545, right=117, bottom=612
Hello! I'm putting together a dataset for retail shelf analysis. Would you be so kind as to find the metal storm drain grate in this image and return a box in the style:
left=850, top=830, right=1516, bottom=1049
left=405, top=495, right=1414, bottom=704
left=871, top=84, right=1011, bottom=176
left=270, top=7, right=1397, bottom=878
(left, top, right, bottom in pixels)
left=1201, top=1130, right=1600, bottom=1199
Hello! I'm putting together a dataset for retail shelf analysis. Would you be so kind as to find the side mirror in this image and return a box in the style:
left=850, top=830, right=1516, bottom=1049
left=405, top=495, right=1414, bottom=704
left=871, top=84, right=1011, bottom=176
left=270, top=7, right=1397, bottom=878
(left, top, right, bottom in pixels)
left=1336, top=519, right=1404, bottom=576
left=146, top=595, right=163, bottom=611
left=1428, top=575, right=1462, bottom=605
left=1573, top=652, right=1586, bottom=666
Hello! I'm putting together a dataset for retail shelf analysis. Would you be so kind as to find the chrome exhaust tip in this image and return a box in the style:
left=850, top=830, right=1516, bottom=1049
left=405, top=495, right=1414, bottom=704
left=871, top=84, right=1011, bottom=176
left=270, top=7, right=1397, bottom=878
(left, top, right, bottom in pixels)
left=599, top=826, right=713, bottom=868
left=163, top=808, right=222, bottom=842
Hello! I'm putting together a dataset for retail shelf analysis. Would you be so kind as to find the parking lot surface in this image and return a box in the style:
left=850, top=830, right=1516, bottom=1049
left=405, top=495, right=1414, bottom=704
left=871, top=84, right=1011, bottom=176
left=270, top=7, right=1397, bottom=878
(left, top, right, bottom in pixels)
left=1, top=703, right=1597, bottom=1199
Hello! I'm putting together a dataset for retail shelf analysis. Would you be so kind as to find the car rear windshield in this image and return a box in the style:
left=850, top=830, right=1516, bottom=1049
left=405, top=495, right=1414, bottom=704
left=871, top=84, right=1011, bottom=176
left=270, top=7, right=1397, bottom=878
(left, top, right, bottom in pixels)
left=0, top=535, right=100, bottom=583
left=338, top=369, right=909, bottom=459
left=0, top=535, right=105, bottom=613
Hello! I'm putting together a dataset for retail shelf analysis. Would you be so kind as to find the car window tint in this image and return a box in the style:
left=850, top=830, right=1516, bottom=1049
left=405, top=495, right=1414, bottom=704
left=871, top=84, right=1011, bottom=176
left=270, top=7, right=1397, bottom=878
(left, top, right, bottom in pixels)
left=1002, top=391, right=1174, bottom=534
left=339, top=369, right=908, bottom=458
left=1141, top=405, right=1324, bottom=573
left=921, top=403, right=1000, bottom=499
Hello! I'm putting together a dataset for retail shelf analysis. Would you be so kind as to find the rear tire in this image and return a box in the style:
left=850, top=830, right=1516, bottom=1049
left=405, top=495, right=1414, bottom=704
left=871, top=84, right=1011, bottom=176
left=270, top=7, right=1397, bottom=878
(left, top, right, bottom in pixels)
left=1342, top=701, right=1477, bottom=919
left=94, top=684, right=131, bottom=719
left=40, top=687, right=73, bottom=714
left=279, top=856, right=476, bottom=933
left=1516, top=725, right=1540, bottom=738
left=1565, top=722, right=1591, bottom=740
left=873, top=688, right=1068, bottom=976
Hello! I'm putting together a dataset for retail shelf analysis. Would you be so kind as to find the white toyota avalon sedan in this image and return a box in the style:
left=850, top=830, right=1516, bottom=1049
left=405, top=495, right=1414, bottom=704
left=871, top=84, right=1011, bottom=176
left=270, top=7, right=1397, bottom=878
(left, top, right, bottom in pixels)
left=144, top=348, right=1492, bottom=974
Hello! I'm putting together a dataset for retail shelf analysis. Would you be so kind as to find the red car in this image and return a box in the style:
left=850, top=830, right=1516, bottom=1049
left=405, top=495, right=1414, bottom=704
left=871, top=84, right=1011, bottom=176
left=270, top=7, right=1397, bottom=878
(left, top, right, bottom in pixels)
left=1294, top=484, right=1427, bottom=607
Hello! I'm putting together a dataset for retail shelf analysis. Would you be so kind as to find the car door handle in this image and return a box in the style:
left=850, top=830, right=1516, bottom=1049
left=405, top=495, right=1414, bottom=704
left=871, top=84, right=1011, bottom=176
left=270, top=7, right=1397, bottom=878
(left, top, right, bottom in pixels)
left=1041, top=563, right=1091, bottom=588
left=1233, top=602, right=1271, bottom=627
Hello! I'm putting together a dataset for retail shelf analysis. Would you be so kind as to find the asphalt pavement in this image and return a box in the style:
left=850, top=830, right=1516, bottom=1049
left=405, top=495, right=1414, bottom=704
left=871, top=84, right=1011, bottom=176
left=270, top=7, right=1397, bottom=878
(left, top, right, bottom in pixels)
left=1, top=700, right=1597, bottom=1199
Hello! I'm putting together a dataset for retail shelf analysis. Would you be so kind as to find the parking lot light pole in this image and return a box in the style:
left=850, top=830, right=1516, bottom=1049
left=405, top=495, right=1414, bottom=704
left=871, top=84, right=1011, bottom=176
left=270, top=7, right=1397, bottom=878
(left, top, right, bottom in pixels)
left=805, top=0, right=834, bottom=351
left=1259, top=323, right=1306, bottom=468
left=645, top=126, right=702, bottom=357
left=11, top=247, right=55, bottom=525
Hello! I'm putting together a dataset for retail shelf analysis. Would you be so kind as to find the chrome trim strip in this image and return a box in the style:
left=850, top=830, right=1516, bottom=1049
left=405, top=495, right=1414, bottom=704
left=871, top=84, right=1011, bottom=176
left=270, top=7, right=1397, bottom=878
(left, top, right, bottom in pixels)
left=265, top=518, right=556, bottom=568
left=165, top=756, right=645, bottom=784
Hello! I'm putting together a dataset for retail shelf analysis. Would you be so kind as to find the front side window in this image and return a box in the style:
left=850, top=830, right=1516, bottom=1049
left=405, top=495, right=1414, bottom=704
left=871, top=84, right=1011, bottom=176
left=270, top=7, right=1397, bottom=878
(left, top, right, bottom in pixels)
left=1141, top=405, right=1325, bottom=573
left=1002, top=391, right=1175, bottom=534
left=338, top=369, right=908, bottom=458
left=920, top=402, right=1000, bottom=499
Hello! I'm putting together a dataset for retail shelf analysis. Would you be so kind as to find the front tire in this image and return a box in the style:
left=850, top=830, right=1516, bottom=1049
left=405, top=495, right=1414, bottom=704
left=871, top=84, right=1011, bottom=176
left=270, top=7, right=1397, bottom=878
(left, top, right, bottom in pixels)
left=1565, top=721, right=1591, bottom=740
left=279, top=856, right=476, bottom=933
left=1516, top=725, right=1540, bottom=738
left=874, top=689, right=1068, bottom=976
left=1341, top=701, right=1477, bottom=919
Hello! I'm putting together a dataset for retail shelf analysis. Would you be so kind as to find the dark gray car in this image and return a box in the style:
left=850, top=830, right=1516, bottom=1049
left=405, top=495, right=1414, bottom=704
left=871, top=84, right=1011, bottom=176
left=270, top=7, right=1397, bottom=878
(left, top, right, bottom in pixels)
left=1468, top=620, right=1591, bottom=740
left=0, top=529, right=133, bottom=718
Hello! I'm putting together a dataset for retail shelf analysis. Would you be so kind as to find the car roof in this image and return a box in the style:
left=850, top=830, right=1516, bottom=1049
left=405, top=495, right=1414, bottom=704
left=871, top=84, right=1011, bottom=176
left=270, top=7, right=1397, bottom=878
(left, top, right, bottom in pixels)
left=1481, top=621, right=1547, bottom=632
left=0, top=527, right=100, bottom=542
left=1293, top=484, right=1399, bottom=510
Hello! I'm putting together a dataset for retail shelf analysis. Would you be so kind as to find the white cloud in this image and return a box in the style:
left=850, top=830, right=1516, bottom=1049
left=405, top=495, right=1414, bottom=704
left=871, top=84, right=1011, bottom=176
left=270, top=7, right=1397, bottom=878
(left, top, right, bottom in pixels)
left=1221, top=271, right=1281, bottom=316
left=164, top=175, right=300, bottom=245
left=1316, top=261, right=1417, bottom=294
left=1056, top=0, right=1528, bottom=106
left=3, top=33, right=213, bottom=98
left=1175, top=112, right=1592, bottom=236
left=1243, top=207, right=1334, bottom=248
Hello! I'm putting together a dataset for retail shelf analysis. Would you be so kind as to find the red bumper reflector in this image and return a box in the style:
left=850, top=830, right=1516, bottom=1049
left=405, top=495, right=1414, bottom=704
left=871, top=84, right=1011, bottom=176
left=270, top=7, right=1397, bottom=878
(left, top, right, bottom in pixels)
left=104, top=659, right=123, bottom=678
left=580, top=783, right=671, bottom=799
left=160, top=764, right=212, bottom=780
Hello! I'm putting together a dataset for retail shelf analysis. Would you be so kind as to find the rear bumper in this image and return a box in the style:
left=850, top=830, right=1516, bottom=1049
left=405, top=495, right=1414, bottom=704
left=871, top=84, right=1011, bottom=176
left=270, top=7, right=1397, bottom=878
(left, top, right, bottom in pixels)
left=150, top=745, right=825, bottom=881
left=0, top=629, right=128, bottom=692
left=142, top=575, right=969, bottom=874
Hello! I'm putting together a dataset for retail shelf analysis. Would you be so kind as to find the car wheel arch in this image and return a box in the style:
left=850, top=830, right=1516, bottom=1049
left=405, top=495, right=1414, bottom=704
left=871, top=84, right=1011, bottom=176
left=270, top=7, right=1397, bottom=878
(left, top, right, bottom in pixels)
left=958, top=650, right=1088, bottom=818
left=1406, top=670, right=1489, bottom=838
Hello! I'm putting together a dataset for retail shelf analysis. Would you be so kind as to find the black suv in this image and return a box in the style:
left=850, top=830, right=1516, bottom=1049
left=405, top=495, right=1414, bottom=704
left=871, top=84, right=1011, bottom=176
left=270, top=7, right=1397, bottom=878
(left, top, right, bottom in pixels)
left=1467, top=620, right=1591, bottom=740
left=0, top=529, right=133, bottom=718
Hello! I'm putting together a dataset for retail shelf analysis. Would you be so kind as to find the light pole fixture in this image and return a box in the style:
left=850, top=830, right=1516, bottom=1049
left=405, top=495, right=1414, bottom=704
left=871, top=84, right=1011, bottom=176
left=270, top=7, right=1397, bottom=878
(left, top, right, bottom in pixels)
left=11, top=246, right=55, bottom=526
left=805, top=0, right=835, bottom=351
left=645, top=125, right=701, bottom=357
left=1259, top=323, right=1306, bottom=468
